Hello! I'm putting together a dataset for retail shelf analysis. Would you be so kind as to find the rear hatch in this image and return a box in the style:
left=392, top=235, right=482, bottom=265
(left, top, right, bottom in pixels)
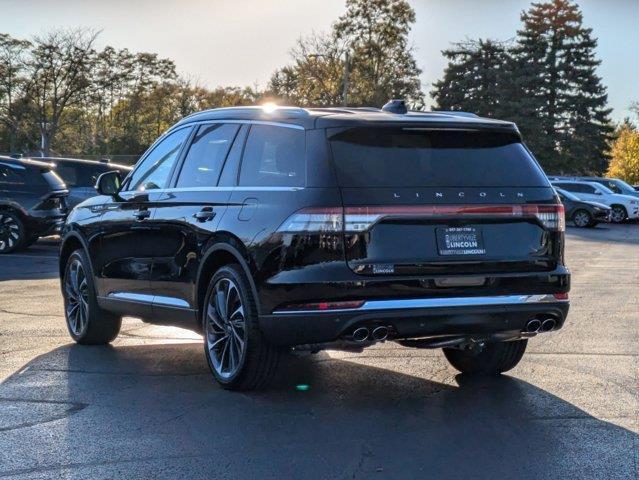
left=327, top=126, right=562, bottom=276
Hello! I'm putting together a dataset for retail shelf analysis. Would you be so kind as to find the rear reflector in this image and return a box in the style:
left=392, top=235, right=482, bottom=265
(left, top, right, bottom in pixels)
left=277, top=204, right=566, bottom=233
left=279, top=300, right=365, bottom=312
left=553, top=292, right=569, bottom=300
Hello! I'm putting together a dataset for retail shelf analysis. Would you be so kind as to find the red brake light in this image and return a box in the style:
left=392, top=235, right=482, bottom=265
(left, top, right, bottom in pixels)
left=277, top=204, right=565, bottom=233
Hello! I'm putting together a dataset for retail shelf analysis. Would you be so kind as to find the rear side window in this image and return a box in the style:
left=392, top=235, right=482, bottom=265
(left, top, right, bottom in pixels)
left=176, top=124, right=239, bottom=188
left=0, top=166, right=27, bottom=186
left=55, top=164, right=79, bottom=186
left=239, top=125, right=305, bottom=187
left=328, top=128, right=548, bottom=187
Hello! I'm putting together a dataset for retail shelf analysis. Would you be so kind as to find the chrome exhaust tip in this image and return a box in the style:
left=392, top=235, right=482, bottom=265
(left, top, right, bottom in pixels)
left=525, top=318, right=542, bottom=333
left=371, top=326, right=389, bottom=341
left=352, top=327, right=370, bottom=342
left=540, top=318, right=556, bottom=332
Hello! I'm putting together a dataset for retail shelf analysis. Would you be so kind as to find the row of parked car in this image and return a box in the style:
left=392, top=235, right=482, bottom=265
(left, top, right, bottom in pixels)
left=0, top=156, right=130, bottom=253
left=548, top=176, right=639, bottom=227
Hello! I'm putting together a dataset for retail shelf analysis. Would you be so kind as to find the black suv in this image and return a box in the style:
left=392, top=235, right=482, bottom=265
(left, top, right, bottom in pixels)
left=0, top=156, right=68, bottom=253
left=59, top=104, right=570, bottom=390
left=34, top=157, right=132, bottom=209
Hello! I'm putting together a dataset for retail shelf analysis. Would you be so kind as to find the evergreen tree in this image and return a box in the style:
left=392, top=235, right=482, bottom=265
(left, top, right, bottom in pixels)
left=510, top=0, right=612, bottom=173
left=431, top=39, right=511, bottom=118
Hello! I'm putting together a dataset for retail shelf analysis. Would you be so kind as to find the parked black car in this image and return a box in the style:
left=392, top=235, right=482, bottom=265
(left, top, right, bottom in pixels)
left=0, top=156, right=68, bottom=253
left=59, top=104, right=570, bottom=390
left=33, top=157, right=132, bottom=209
left=554, top=187, right=611, bottom=227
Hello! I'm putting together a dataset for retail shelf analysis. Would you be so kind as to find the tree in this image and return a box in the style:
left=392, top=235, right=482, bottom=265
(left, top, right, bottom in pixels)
left=607, top=126, right=639, bottom=184
left=269, top=0, right=424, bottom=108
left=510, top=0, right=612, bottom=173
left=23, top=29, right=98, bottom=155
left=431, top=39, right=511, bottom=118
left=333, top=0, right=424, bottom=107
left=269, top=33, right=346, bottom=107
left=0, top=34, right=31, bottom=153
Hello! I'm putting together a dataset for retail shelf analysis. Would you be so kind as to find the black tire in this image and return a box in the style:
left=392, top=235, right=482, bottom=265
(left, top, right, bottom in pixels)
left=572, top=209, right=592, bottom=228
left=443, top=339, right=527, bottom=375
left=0, top=211, right=25, bottom=253
left=203, top=264, right=281, bottom=390
left=610, top=205, right=627, bottom=223
left=62, top=249, right=121, bottom=344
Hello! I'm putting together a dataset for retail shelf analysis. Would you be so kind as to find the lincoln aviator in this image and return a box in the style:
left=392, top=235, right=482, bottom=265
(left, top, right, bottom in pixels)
left=59, top=102, right=570, bottom=390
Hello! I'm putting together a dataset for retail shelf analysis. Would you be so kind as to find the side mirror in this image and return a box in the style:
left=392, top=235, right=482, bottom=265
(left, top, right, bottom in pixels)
left=95, top=171, right=122, bottom=196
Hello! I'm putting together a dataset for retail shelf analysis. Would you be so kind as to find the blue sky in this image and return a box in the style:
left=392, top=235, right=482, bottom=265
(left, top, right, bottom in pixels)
left=1, top=0, right=636, bottom=121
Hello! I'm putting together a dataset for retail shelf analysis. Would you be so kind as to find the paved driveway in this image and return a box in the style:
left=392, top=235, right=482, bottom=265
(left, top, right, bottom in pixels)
left=0, top=226, right=637, bottom=479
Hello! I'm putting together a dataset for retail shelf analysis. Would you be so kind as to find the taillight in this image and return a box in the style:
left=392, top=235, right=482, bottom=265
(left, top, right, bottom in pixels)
left=35, top=195, right=64, bottom=211
left=277, top=207, right=343, bottom=232
left=277, top=204, right=566, bottom=233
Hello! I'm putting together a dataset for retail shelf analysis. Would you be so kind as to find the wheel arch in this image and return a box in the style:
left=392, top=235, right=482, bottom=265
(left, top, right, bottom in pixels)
left=59, top=232, right=93, bottom=284
left=0, top=202, right=29, bottom=227
left=610, top=203, right=628, bottom=221
left=196, top=235, right=261, bottom=320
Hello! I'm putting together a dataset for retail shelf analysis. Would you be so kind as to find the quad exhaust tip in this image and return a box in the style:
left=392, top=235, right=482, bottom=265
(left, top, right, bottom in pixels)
left=352, top=327, right=370, bottom=342
left=540, top=317, right=556, bottom=332
left=525, top=318, right=542, bottom=333
left=525, top=317, right=557, bottom=333
left=372, top=326, right=389, bottom=341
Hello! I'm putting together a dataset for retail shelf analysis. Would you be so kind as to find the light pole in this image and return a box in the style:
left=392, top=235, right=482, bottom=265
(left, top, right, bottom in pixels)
left=341, top=50, right=349, bottom=107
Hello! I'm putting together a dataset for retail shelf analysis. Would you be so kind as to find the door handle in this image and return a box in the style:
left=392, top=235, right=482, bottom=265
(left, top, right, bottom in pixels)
left=193, top=207, right=216, bottom=222
left=133, top=209, right=151, bottom=220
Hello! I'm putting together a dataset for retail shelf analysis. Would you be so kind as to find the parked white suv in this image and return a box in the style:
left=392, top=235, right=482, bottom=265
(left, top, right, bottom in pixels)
left=552, top=181, right=639, bottom=223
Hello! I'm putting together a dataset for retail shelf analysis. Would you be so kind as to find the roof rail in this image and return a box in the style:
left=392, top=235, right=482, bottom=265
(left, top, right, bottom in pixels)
left=431, top=110, right=479, bottom=118
left=182, top=105, right=310, bottom=121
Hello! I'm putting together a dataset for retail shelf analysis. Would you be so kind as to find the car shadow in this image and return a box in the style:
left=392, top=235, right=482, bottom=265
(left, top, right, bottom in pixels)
left=0, top=342, right=635, bottom=479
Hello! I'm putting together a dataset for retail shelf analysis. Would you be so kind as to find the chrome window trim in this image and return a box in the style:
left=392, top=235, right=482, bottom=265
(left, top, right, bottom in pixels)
left=160, top=186, right=305, bottom=193
left=273, top=294, right=568, bottom=315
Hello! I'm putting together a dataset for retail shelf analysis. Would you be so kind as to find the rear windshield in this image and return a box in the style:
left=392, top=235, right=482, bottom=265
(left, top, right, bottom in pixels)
left=328, top=127, right=548, bottom=187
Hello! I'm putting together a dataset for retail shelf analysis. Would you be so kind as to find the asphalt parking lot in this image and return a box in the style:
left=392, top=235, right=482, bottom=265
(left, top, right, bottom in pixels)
left=0, top=225, right=637, bottom=479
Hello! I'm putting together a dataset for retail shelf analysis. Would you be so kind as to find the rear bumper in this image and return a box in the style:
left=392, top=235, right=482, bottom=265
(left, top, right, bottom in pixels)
left=259, top=294, right=569, bottom=346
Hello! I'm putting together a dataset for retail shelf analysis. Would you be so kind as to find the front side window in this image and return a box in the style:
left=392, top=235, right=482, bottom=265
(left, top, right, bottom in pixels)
left=128, top=127, right=191, bottom=191
left=176, top=124, right=239, bottom=188
left=555, top=183, right=581, bottom=193
left=239, top=125, right=305, bottom=187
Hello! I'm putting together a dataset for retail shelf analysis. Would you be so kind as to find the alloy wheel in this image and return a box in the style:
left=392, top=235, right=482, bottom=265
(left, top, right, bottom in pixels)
left=573, top=211, right=591, bottom=228
left=0, top=214, right=21, bottom=252
left=611, top=206, right=626, bottom=223
left=65, top=258, right=89, bottom=336
left=205, top=278, right=247, bottom=379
